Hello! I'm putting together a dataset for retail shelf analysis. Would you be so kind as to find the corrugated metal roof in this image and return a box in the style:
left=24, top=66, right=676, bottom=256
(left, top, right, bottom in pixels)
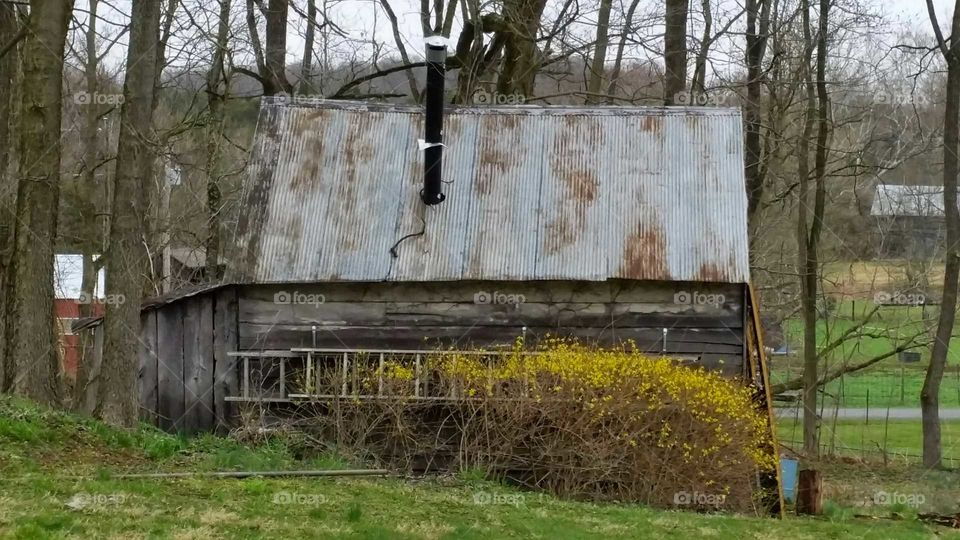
left=871, top=184, right=949, bottom=217
left=228, top=98, right=750, bottom=284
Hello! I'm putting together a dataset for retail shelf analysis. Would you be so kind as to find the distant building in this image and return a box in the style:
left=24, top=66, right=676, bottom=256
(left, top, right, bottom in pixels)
left=871, top=184, right=949, bottom=259
left=54, top=254, right=105, bottom=377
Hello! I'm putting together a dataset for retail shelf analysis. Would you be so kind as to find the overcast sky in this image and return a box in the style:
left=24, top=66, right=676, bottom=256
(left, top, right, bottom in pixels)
left=72, top=0, right=955, bottom=79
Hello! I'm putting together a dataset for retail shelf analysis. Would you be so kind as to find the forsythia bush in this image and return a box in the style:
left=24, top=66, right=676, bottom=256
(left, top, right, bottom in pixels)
left=331, top=339, right=777, bottom=514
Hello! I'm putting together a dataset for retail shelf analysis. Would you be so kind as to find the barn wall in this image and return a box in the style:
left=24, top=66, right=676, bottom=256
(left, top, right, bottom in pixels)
left=236, top=280, right=746, bottom=377
left=138, top=287, right=239, bottom=434
left=134, top=280, right=745, bottom=433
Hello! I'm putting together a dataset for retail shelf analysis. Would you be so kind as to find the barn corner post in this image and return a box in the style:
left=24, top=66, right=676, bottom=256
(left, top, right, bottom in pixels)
left=745, top=282, right=785, bottom=517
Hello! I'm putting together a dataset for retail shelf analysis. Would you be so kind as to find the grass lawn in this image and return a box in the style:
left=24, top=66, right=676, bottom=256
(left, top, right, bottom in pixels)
left=1, top=397, right=958, bottom=539
left=777, top=418, right=960, bottom=464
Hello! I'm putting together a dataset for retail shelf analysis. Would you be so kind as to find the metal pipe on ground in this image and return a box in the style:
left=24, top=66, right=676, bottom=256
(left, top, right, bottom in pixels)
left=77, top=469, right=391, bottom=480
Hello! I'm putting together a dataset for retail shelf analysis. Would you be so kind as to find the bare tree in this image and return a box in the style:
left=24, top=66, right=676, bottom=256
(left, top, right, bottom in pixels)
left=73, top=0, right=107, bottom=412
left=745, top=0, right=772, bottom=232
left=379, top=0, right=420, bottom=102
left=922, top=0, right=960, bottom=469
left=690, top=0, right=711, bottom=94
left=607, top=0, right=642, bottom=103
left=247, top=0, right=292, bottom=96
left=663, top=0, right=688, bottom=104
left=0, top=0, right=20, bottom=391
left=497, top=0, right=547, bottom=97
left=586, top=0, right=612, bottom=104
left=299, top=0, right=317, bottom=94
left=796, top=0, right=831, bottom=457
left=97, top=0, right=162, bottom=427
left=203, top=0, right=232, bottom=282
left=3, top=0, right=73, bottom=404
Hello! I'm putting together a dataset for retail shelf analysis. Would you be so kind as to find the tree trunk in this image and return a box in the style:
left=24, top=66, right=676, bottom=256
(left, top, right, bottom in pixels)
left=796, top=0, right=818, bottom=457
left=663, top=0, right=688, bottom=104
left=922, top=0, right=960, bottom=469
left=204, top=0, right=231, bottom=283
left=744, top=0, right=771, bottom=233
left=299, top=0, right=316, bottom=95
left=606, top=0, right=641, bottom=103
left=585, top=0, right=612, bottom=104
left=264, top=0, right=291, bottom=95
left=497, top=0, right=547, bottom=97
left=4, top=0, right=72, bottom=405
left=97, top=0, right=161, bottom=428
left=690, top=0, right=711, bottom=94
left=73, top=0, right=102, bottom=412
left=0, top=0, right=19, bottom=391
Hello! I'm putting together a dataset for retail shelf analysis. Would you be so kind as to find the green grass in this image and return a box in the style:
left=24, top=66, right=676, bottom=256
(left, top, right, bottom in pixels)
left=1, top=396, right=958, bottom=539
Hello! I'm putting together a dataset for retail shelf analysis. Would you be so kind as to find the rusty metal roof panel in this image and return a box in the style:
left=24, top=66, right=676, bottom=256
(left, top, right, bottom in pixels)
left=229, top=99, right=750, bottom=284
left=457, top=113, right=546, bottom=280
left=534, top=114, right=609, bottom=280
left=388, top=112, right=477, bottom=281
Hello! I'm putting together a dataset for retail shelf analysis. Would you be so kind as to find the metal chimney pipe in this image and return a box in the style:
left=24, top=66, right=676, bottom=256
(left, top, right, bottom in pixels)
left=421, top=36, right=447, bottom=205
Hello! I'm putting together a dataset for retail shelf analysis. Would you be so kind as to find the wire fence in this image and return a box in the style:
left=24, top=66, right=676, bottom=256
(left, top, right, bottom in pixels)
left=771, top=363, right=960, bottom=408
left=777, top=405, right=960, bottom=465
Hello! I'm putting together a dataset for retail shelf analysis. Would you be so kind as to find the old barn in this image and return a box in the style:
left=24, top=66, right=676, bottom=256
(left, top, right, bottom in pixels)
left=77, top=98, right=770, bottom=433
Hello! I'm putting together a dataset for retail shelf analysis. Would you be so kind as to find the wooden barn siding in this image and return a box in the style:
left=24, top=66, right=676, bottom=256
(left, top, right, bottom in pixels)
left=156, top=301, right=185, bottom=431
left=213, top=288, right=240, bottom=432
left=141, top=288, right=239, bottom=433
left=236, top=281, right=746, bottom=376
left=137, top=311, right=158, bottom=425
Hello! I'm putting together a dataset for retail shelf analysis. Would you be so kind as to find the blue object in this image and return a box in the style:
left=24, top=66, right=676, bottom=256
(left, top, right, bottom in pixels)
left=780, top=457, right=799, bottom=503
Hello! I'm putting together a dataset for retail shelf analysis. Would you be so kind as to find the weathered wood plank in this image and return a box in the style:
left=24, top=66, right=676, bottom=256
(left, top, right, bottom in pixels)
left=240, top=280, right=744, bottom=305
left=156, top=303, right=184, bottom=432
left=238, top=299, right=744, bottom=329
left=182, top=298, right=215, bottom=434
left=137, top=311, right=158, bottom=425
left=213, top=287, right=239, bottom=433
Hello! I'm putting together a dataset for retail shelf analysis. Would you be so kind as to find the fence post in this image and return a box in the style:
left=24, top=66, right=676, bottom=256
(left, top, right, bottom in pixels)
left=900, top=365, right=905, bottom=405
left=797, top=469, right=823, bottom=515
left=865, top=388, right=870, bottom=426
